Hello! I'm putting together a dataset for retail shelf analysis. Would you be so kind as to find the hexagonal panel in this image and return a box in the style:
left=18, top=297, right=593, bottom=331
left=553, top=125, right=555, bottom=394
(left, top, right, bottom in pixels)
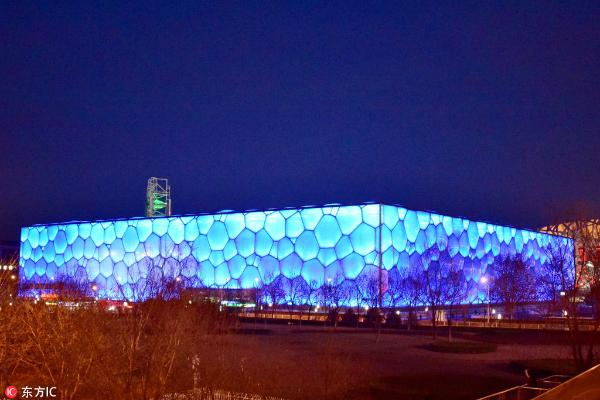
left=192, top=236, right=211, bottom=261
left=197, top=215, right=214, bottom=234
left=136, top=219, right=153, bottom=242
left=86, top=259, right=100, bottom=280
left=207, top=222, right=228, bottom=250
left=285, top=213, right=304, bottom=238
left=114, top=262, right=128, bottom=284
left=258, top=255, right=279, bottom=283
left=144, top=234, right=160, bottom=258
left=382, top=205, right=399, bottom=229
left=122, top=227, right=139, bottom=253
left=110, top=239, right=125, bottom=262
left=184, top=219, right=200, bottom=241
left=245, top=212, right=266, bottom=233
left=276, top=237, right=294, bottom=259
left=43, top=242, right=56, bottom=263
left=362, top=204, right=379, bottom=227
left=223, top=239, right=237, bottom=261
left=300, top=208, right=322, bottom=230
left=99, top=257, right=113, bottom=278
left=342, top=253, right=364, bottom=280
left=265, top=212, right=285, bottom=241
left=54, top=231, right=67, bottom=254
left=239, top=266, right=261, bottom=288
left=392, top=222, right=407, bottom=252
left=38, top=229, right=48, bottom=247
left=23, top=259, right=35, bottom=279
left=224, top=213, right=245, bottom=238
left=214, top=263, right=230, bottom=286
left=235, top=229, right=255, bottom=257
left=227, top=255, right=246, bottom=279
left=334, top=236, right=353, bottom=259
left=317, top=248, right=337, bottom=266
left=78, top=224, right=91, bottom=240
left=255, top=230, right=273, bottom=257
left=280, top=253, right=302, bottom=279
left=350, top=223, right=375, bottom=256
left=335, top=206, right=361, bottom=235
left=314, top=215, right=342, bottom=248
left=403, top=211, right=420, bottom=243
left=91, top=224, right=105, bottom=246
left=167, top=219, right=185, bottom=244
left=152, top=218, right=169, bottom=236
left=114, top=221, right=128, bottom=238
left=198, top=261, right=215, bottom=286
left=295, top=231, right=319, bottom=261
left=301, top=259, right=324, bottom=286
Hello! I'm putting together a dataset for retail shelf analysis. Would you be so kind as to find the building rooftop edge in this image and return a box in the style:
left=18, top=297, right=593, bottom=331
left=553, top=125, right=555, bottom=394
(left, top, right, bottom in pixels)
left=21, top=201, right=572, bottom=240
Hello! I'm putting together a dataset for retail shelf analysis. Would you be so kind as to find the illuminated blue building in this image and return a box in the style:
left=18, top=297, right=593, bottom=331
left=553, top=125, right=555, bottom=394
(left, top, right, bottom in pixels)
left=18, top=203, right=572, bottom=304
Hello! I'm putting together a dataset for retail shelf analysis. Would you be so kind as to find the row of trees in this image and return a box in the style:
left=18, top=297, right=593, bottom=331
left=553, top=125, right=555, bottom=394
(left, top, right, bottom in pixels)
left=249, top=250, right=546, bottom=338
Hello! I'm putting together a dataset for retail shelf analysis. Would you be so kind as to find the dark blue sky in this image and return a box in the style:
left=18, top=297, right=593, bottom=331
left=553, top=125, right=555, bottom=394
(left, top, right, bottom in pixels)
left=1, top=2, right=599, bottom=240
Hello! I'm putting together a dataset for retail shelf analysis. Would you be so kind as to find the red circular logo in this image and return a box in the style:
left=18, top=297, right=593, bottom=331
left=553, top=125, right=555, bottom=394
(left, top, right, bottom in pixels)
left=4, top=386, right=17, bottom=399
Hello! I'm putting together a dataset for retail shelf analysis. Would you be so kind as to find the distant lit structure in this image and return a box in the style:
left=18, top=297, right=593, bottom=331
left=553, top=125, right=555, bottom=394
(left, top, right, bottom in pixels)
left=145, top=177, right=171, bottom=217
left=541, top=220, right=599, bottom=290
left=19, top=203, right=572, bottom=304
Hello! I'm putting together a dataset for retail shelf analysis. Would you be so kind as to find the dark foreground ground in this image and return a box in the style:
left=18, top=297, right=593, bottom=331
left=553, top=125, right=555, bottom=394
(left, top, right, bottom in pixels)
left=211, top=322, right=578, bottom=400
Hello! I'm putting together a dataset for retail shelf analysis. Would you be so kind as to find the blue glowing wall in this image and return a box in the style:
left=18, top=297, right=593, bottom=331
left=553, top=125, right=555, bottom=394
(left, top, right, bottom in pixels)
left=18, top=204, right=571, bottom=303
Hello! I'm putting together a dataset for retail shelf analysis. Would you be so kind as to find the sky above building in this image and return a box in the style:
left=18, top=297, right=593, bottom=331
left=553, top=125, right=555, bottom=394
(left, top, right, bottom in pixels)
left=1, top=2, right=599, bottom=241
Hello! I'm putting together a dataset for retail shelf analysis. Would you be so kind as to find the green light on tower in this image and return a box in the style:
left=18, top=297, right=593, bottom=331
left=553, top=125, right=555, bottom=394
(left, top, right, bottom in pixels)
left=146, top=178, right=171, bottom=217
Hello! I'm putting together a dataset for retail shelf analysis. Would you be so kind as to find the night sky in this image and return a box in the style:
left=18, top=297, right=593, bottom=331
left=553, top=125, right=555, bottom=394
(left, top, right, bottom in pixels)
left=1, top=2, right=599, bottom=241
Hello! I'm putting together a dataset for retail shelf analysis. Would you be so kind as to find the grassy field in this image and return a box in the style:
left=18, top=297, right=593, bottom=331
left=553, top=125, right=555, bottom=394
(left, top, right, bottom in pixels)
left=214, top=323, right=575, bottom=400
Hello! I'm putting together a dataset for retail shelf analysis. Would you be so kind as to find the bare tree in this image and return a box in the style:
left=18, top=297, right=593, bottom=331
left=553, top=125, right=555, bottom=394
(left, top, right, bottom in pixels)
left=253, top=277, right=263, bottom=329
left=438, top=252, right=467, bottom=341
left=322, top=272, right=349, bottom=328
left=489, top=254, right=537, bottom=319
left=546, top=220, right=600, bottom=320
left=389, top=263, right=424, bottom=331
left=350, top=281, right=364, bottom=324
left=263, top=274, right=285, bottom=318
left=357, top=271, right=379, bottom=309
left=542, top=237, right=598, bottom=371
left=384, top=268, right=403, bottom=309
left=305, top=279, right=320, bottom=322
left=421, top=251, right=444, bottom=339
left=283, top=277, right=309, bottom=323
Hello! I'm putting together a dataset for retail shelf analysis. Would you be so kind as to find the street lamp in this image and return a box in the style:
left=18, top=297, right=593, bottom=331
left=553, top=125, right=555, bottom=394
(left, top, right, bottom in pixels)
left=480, top=276, right=490, bottom=326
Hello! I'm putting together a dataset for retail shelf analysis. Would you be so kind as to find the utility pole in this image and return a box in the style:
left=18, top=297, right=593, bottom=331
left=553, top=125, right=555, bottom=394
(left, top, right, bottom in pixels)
left=378, top=204, right=383, bottom=309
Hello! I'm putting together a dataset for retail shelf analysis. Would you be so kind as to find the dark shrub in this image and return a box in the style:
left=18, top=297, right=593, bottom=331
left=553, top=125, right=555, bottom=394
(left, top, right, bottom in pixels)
left=365, top=308, right=383, bottom=327
left=385, top=311, right=402, bottom=329
left=340, top=309, right=359, bottom=327
left=327, top=309, right=340, bottom=325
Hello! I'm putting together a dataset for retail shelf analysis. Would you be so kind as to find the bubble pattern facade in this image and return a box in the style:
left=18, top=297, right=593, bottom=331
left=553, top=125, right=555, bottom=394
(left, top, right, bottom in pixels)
left=18, top=204, right=572, bottom=303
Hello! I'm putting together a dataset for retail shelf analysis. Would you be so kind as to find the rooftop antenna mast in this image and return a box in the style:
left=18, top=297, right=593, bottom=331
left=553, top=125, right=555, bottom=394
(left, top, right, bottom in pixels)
left=145, top=177, right=172, bottom=217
